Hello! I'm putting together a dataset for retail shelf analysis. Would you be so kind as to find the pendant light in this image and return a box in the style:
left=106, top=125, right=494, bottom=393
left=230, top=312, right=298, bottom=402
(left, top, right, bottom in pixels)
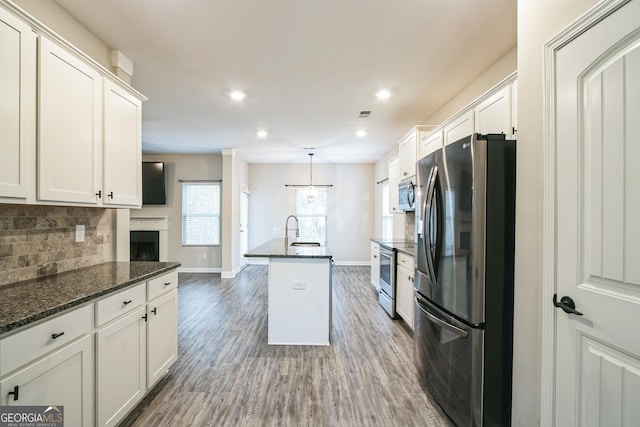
left=305, top=153, right=317, bottom=204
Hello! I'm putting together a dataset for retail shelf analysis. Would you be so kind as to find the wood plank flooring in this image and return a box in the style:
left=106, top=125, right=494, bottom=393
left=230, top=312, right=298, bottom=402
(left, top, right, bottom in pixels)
left=119, top=265, right=449, bottom=427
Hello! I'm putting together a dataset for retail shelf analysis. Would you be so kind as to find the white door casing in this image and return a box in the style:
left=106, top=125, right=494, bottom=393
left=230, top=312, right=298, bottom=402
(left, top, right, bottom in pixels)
left=543, top=0, right=640, bottom=425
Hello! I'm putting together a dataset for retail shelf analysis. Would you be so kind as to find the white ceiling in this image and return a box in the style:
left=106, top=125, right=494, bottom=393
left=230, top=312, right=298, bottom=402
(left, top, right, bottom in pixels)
left=53, top=0, right=516, bottom=164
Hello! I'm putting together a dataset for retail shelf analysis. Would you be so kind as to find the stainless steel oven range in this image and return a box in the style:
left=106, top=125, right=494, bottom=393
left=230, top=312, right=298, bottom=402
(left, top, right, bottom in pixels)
left=378, top=246, right=396, bottom=317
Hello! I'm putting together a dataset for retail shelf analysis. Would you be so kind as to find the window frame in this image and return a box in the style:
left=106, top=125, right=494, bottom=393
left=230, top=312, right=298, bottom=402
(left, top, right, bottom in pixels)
left=181, top=181, right=221, bottom=247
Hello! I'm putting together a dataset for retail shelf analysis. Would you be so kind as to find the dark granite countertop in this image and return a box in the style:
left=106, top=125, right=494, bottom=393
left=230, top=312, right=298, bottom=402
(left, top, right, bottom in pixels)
left=245, top=238, right=332, bottom=259
left=371, top=238, right=416, bottom=257
left=0, top=261, right=180, bottom=336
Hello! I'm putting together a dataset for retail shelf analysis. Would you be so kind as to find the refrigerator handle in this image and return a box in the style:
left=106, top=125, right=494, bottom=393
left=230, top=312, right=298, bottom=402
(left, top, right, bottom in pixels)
left=415, top=295, right=469, bottom=338
left=424, top=166, right=438, bottom=280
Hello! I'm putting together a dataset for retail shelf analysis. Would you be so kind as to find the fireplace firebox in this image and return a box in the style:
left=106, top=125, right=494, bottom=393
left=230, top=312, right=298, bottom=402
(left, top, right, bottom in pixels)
left=130, top=231, right=160, bottom=262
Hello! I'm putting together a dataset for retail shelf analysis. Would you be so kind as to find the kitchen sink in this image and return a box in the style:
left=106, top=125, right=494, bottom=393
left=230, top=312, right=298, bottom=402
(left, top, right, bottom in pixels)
left=290, top=242, right=321, bottom=247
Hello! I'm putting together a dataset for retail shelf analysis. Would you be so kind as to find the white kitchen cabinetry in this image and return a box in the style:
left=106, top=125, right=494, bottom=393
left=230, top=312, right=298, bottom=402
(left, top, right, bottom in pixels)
left=396, top=251, right=414, bottom=330
left=370, top=241, right=380, bottom=290
left=146, top=287, right=178, bottom=388
left=388, top=158, right=400, bottom=213
left=420, top=130, right=443, bottom=159
left=0, top=305, right=94, bottom=427
left=474, top=86, right=511, bottom=137
left=103, top=79, right=142, bottom=206
left=0, top=8, right=35, bottom=200
left=96, top=305, right=147, bottom=427
left=444, top=111, right=474, bottom=146
left=38, top=36, right=102, bottom=205
left=398, top=131, right=417, bottom=180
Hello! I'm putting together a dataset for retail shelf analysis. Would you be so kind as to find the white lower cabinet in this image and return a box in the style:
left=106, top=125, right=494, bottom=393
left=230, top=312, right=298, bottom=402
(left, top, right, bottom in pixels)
left=0, top=334, right=93, bottom=427
left=96, top=306, right=147, bottom=427
left=146, top=289, right=178, bottom=388
left=396, top=252, right=415, bottom=330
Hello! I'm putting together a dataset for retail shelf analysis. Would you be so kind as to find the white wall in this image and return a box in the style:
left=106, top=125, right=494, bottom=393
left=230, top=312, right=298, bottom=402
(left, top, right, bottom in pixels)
left=248, top=163, right=373, bottom=264
left=512, top=0, right=599, bottom=424
left=221, top=150, right=249, bottom=277
left=133, top=154, right=223, bottom=270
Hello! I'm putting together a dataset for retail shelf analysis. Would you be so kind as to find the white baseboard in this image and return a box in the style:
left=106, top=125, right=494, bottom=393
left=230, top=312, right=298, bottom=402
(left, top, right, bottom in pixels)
left=177, top=267, right=222, bottom=273
left=221, top=263, right=248, bottom=279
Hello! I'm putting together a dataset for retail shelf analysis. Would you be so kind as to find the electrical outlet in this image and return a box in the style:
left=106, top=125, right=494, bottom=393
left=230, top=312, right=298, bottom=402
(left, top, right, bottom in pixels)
left=202, top=252, right=207, bottom=259
left=292, top=280, right=306, bottom=290
left=75, top=225, right=85, bottom=243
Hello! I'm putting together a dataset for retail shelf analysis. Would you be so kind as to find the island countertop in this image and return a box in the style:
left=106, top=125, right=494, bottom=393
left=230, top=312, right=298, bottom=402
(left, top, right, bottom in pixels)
left=0, top=261, right=181, bottom=336
left=245, top=238, right=332, bottom=259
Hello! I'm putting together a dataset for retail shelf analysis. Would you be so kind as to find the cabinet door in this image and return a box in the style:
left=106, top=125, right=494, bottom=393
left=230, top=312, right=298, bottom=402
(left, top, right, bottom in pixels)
left=396, top=266, right=414, bottom=329
left=474, top=85, right=511, bottom=136
left=96, top=307, right=146, bottom=427
left=146, top=289, right=178, bottom=388
left=0, top=9, right=35, bottom=199
left=398, top=131, right=417, bottom=179
left=388, top=159, right=399, bottom=213
left=444, top=111, right=474, bottom=146
left=103, top=79, right=142, bottom=207
left=0, top=335, right=94, bottom=427
left=38, top=37, right=102, bottom=204
left=370, top=245, right=380, bottom=289
left=420, top=130, right=443, bottom=159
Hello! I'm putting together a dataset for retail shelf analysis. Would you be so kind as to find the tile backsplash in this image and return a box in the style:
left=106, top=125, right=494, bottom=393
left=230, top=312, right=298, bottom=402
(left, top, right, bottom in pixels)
left=405, top=211, right=416, bottom=241
left=0, top=205, right=114, bottom=286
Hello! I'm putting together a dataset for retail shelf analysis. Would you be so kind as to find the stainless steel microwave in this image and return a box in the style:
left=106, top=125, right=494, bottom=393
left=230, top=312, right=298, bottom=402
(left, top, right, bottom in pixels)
left=398, top=178, right=416, bottom=211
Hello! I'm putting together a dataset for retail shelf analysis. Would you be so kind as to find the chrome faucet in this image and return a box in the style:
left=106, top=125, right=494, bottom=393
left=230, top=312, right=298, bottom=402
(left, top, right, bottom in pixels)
left=284, top=215, right=299, bottom=247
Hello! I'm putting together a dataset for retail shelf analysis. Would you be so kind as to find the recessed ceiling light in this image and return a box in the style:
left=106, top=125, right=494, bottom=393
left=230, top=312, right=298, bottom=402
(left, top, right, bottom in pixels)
left=257, top=130, right=268, bottom=138
left=375, top=90, right=391, bottom=100
left=356, top=130, right=367, bottom=138
left=230, top=90, right=246, bottom=101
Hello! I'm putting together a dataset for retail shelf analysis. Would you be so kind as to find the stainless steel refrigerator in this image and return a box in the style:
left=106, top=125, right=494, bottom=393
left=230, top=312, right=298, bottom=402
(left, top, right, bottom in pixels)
left=414, top=133, right=516, bottom=427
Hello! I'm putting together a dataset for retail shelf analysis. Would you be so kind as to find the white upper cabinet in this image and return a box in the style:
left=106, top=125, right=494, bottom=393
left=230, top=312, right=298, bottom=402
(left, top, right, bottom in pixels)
left=398, top=131, right=417, bottom=180
left=388, top=158, right=400, bottom=214
left=38, top=36, right=102, bottom=205
left=0, top=9, right=35, bottom=200
left=474, top=85, right=511, bottom=136
left=420, top=129, right=443, bottom=159
left=444, top=111, right=474, bottom=146
left=103, top=79, right=142, bottom=207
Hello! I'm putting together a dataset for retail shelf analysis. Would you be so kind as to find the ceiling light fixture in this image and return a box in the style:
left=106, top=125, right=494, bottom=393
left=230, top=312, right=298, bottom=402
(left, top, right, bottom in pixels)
left=376, top=89, right=391, bottom=100
left=230, top=90, right=246, bottom=101
left=257, top=130, right=268, bottom=138
left=306, top=153, right=317, bottom=204
left=356, top=130, right=367, bottom=138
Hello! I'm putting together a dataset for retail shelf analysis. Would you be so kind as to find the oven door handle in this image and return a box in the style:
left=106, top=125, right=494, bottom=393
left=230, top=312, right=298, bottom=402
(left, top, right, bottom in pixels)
left=415, top=296, right=469, bottom=338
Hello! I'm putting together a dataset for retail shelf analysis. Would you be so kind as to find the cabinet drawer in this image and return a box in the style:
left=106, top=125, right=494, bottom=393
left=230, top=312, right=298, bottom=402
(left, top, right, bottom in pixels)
left=95, top=283, right=146, bottom=327
left=0, top=304, right=93, bottom=376
left=147, top=270, right=178, bottom=301
left=370, top=241, right=380, bottom=253
left=397, top=252, right=414, bottom=270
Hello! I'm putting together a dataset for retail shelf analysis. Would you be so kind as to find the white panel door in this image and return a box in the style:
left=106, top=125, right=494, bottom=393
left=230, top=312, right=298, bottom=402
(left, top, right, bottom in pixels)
left=103, top=79, right=142, bottom=207
left=554, top=1, right=640, bottom=425
left=38, top=37, right=102, bottom=204
left=0, top=335, right=94, bottom=427
left=0, top=8, right=35, bottom=199
left=420, top=129, right=443, bottom=159
left=146, top=289, right=178, bottom=388
left=96, top=307, right=146, bottom=427
left=474, top=85, right=511, bottom=136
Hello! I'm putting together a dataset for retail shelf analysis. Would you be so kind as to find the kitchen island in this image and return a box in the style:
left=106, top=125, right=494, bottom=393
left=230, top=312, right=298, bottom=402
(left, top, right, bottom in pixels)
left=245, top=238, right=333, bottom=346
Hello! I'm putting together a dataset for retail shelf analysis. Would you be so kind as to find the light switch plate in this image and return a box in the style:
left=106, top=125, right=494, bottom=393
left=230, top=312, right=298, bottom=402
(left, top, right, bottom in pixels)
left=75, top=224, right=85, bottom=243
left=292, top=280, right=306, bottom=290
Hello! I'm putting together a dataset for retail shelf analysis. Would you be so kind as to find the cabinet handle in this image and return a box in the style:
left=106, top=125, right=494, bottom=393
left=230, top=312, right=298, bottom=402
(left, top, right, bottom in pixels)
left=8, top=385, right=19, bottom=401
left=373, top=255, right=377, bottom=259
left=151, top=307, right=157, bottom=315
left=164, top=282, right=171, bottom=287
left=51, top=332, right=65, bottom=340
left=123, top=300, right=132, bottom=305
left=403, top=171, right=408, bottom=176
left=108, top=192, right=114, bottom=199
left=96, top=190, right=102, bottom=198
left=142, top=314, right=148, bottom=322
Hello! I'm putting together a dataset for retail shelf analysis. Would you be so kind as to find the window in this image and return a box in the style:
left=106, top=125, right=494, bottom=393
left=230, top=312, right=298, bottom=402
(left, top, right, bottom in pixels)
left=182, top=182, right=221, bottom=246
left=382, top=182, right=393, bottom=241
left=295, top=188, right=327, bottom=244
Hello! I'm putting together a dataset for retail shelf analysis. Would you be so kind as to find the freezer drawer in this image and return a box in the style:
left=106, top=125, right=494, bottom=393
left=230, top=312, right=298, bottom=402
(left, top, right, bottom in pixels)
left=414, top=293, right=483, bottom=427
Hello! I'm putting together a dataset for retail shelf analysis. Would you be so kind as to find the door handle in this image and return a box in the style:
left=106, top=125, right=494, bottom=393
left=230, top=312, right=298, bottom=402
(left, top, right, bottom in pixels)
left=415, top=296, right=468, bottom=338
left=553, top=294, right=583, bottom=316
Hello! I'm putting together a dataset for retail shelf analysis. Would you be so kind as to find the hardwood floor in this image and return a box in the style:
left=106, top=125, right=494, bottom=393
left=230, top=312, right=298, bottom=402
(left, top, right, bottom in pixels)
left=120, top=265, right=449, bottom=427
